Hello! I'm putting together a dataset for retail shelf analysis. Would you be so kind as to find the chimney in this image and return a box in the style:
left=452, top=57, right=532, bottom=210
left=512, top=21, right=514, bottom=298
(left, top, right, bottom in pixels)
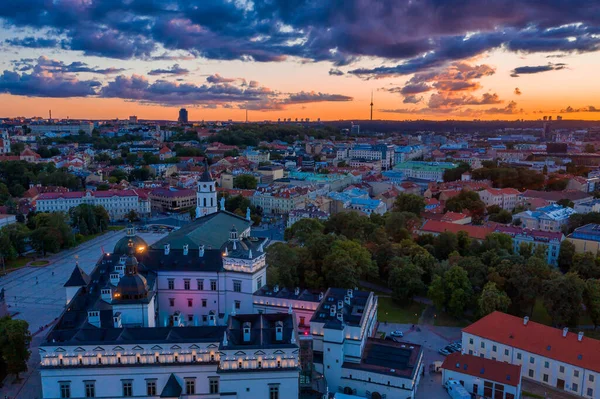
left=113, top=312, right=122, bottom=328
left=523, top=316, right=529, bottom=326
left=330, top=304, right=336, bottom=317
left=183, top=244, right=189, bottom=255
left=294, top=287, right=300, bottom=296
left=164, top=244, right=170, bottom=255
left=101, top=288, right=112, bottom=303
left=344, top=295, right=351, bottom=305
left=563, top=327, right=568, bottom=337
left=318, top=292, right=324, bottom=300
left=336, top=312, right=343, bottom=323
left=578, top=331, right=584, bottom=342
left=87, top=310, right=101, bottom=328
left=347, top=289, right=353, bottom=298
left=222, top=331, right=228, bottom=347
left=243, top=322, right=251, bottom=342
left=199, top=244, right=205, bottom=257
left=275, top=321, right=283, bottom=341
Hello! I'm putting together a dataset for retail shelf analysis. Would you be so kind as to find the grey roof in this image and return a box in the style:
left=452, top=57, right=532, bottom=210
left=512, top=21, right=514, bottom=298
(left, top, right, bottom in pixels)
left=223, top=236, right=268, bottom=260
left=199, top=161, right=213, bottom=182
left=151, top=211, right=253, bottom=250
left=160, top=374, right=182, bottom=398
left=64, top=265, right=91, bottom=287
left=142, top=248, right=224, bottom=272
left=221, top=313, right=297, bottom=350
left=310, top=288, right=372, bottom=329
left=254, top=286, right=322, bottom=303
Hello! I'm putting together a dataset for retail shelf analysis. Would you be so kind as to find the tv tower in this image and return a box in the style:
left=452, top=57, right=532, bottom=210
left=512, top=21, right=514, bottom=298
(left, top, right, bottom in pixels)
left=370, top=91, right=373, bottom=121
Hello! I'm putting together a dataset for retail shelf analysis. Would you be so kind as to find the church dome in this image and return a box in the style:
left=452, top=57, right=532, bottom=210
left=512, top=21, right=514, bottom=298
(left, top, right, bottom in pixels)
left=113, top=224, right=148, bottom=255
left=116, top=274, right=148, bottom=300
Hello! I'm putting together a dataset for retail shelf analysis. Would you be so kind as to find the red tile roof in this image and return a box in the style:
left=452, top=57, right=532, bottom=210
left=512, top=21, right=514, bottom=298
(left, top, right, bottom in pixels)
left=419, top=220, right=493, bottom=240
left=441, top=352, right=521, bottom=387
left=463, top=312, right=600, bottom=373
left=441, top=211, right=469, bottom=222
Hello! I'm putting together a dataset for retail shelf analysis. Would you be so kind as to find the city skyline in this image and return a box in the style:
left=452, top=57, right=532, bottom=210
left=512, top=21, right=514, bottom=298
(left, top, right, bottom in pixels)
left=1, top=1, right=600, bottom=121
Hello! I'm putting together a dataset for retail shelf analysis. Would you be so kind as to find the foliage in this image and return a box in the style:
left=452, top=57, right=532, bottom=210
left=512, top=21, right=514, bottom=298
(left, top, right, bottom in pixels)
left=233, top=174, right=258, bottom=189
left=488, top=209, right=513, bottom=224
left=584, top=279, right=600, bottom=329
left=443, top=162, right=471, bottom=182
left=445, top=190, right=486, bottom=221
left=126, top=210, right=139, bottom=222
left=29, top=213, right=75, bottom=255
left=388, top=257, right=425, bottom=303
left=69, top=204, right=109, bottom=236
left=471, top=167, right=545, bottom=190
left=557, top=240, right=576, bottom=273
left=0, top=316, right=31, bottom=379
left=208, top=124, right=340, bottom=146
left=478, top=282, right=511, bottom=316
left=428, top=265, right=473, bottom=317
left=323, top=239, right=377, bottom=288
left=543, top=272, right=585, bottom=327
left=393, top=193, right=425, bottom=215
left=0, top=161, right=82, bottom=197
left=284, top=218, right=324, bottom=243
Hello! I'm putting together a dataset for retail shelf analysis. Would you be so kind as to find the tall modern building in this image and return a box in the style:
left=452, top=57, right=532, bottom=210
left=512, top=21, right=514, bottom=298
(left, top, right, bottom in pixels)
left=178, top=108, right=189, bottom=123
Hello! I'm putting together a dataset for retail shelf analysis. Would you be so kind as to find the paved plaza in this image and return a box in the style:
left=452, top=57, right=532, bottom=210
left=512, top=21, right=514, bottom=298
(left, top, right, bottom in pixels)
left=0, top=230, right=166, bottom=332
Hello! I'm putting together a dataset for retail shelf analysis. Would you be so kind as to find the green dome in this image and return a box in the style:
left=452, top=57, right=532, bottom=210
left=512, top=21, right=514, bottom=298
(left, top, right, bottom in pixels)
left=113, top=235, right=148, bottom=255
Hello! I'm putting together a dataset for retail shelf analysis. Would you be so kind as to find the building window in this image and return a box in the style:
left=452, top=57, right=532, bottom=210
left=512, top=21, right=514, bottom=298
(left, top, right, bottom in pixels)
left=209, top=379, right=219, bottom=394
left=517, top=353, right=522, bottom=360
left=590, top=374, right=595, bottom=382
left=543, top=374, right=549, bottom=383
left=235, top=300, right=241, bottom=310
left=187, top=299, right=193, bottom=307
left=169, top=298, right=174, bottom=307
left=588, top=388, right=594, bottom=397
left=211, top=280, right=217, bottom=291
left=481, top=342, right=485, bottom=349
left=270, top=386, right=279, bottom=399
left=168, top=279, right=174, bottom=290
left=197, top=279, right=204, bottom=290
left=202, top=299, right=207, bottom=307
left=203, top=315, right=208, bottom=322
left=574, top=370, right=580, bottom=378
left=530, top=356, right=535, bottom=364
left=233, top=280, right=242, bottom=292
left=560, top=365, right=565, bottom=373
left=85, top=381, right=96, bottom=398
left=185, top=379, right=195, bottom=395
left=188, top=314, right=193, bottom=322
left=122, top=381, right=133, bottom=397
left=573, top=383, right=578, bottom=392
left=492, top=345, right=497, bottom=352
left=146, top=381, right=156, bottom=396
left=257, top=277, right=262, bottom=290
left=505, top=349, right=509, bottom=356
left=60, top=382, right=71, bottom=398
left=529, top=370, right=534, bottom=378
left=545, top=361, right=549, bottom=368
left=184, top=279, right=190, bottom=290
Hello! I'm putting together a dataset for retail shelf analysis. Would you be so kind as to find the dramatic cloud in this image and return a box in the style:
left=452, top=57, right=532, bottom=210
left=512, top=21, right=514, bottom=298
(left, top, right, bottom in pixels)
left=206, top=74, right=238, bottom=84
left=0, top=68, right=101, bottom=98
left=13, top=56, right=125, bottom=75
left=561, top=105, right=600, bottom=113
left=5, top=37, right=60, bottom=48
left=510, top=63, right=567, bottom=77
left=148, top=64, right=189, bottom=76
left=1, top=0, right=600, bottom=70
left=329, top=69, right=344, bottom=76
left=514, top=87, right=522, bottom=95
left=484, top=101, right=522, bottom=114
left=283, top=91, right=353, bottom=104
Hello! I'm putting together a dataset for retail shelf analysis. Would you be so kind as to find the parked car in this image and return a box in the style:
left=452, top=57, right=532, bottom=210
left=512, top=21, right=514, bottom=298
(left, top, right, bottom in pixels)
left=390, top=330, right=404, bottom=337
left=438, top=348, right=450, bottom=356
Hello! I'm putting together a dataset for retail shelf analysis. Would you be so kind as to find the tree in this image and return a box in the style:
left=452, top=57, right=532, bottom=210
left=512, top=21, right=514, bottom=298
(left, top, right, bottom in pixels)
left=428, top=275, right=446, bottom=311
left=323, top=239, right=377, bottom=288
left=478, top=282, right=511, bottom=316
left=284, top=218, right=324, bottom=243
left=96, top=183, right=110, bottom=191
left=584, top=279, right=600, bottom=329
left=0, top=316, right=31, bottom=379
left=126, top=210, right=139, bottom=222
left=558, top=240, right=576, bottom=273
left=385, top=212, right=419, bottom=242
left=233, top=174, right=258, bottom=189
left=433, top=231, right=458, bottom=260
left=543, top=272, right=585, bottom=327
left=457, top=256, right=488, bottom=292
left=489, top=209, right=513, bottom=224
left=266, top=243, right=301, bottom=289
left=444, top=266, right=473, bottom=317
left=571, top=252, right=600, bottom=280
left=443, top=162, right=471, bottom=182
left=557, top=198, right=574, bottom=208
left=481, top=233, right=513, bottom=254
left=393, top=194, right=425, bottom=215
left=445, top=190, right=486, bottom=221
left=388, top=258, right=425, bottom=303
left=109, top=169, right=128, bottom=182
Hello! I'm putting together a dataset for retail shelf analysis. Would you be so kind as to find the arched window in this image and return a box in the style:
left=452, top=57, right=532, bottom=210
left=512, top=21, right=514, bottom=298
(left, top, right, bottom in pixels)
left=204, top=198, right=206, bottom=207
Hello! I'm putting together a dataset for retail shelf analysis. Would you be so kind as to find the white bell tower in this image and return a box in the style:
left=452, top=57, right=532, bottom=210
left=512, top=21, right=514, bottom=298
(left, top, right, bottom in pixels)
left=196, top=161, right=218, bottom=217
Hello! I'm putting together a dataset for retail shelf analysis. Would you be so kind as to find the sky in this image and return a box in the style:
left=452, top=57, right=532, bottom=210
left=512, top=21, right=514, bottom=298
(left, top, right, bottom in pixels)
left=0, top=0, right=600, bottom=122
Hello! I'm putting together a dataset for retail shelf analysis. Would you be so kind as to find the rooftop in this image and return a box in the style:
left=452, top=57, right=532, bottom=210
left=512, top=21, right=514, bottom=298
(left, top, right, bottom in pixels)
left=342, top=338, right=422, bottom=379
left=441, top=352, right=521, bottom=387
left=310, top=288, right=372, bottom=329
left=463, top=312, right=600, bottom=373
